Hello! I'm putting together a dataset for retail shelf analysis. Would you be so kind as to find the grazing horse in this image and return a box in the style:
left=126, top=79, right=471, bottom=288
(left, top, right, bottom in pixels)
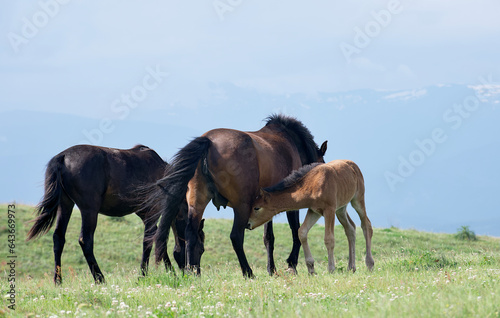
left=247, top=160, right=374, bottom=274
left=26, top=144, right=186, bottom=284
left=150, top=114, right=327, bottom=277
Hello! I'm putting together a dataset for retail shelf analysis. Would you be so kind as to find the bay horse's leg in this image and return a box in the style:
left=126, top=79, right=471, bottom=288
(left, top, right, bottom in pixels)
left=285, top=210, right=301, bottom=274
left=263, top=220, right=276, bottom=275
left=230, top=203, right=254, bottom=278
left=298, top=209, right=321, bottom=275
left=351, top=197, right=374, bottom=270
left=323, top=207, right=337, bottom=273
left=336, top=206, right=356, bottom=272
left=52, top=194, right=74, bottom=285
left=172, top=212, right=187, bottom=271
left=78, top=209, right=105, bottom=283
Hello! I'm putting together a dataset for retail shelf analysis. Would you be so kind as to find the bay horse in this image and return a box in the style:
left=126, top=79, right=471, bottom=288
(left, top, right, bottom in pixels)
left=247, top=160, right=374, bottom=274
left=26, top=144, right=188, bottom=284
left=149, top=114, right=327, bottom=277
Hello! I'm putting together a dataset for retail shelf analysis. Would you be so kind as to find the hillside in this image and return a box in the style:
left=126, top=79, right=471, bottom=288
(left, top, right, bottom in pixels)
left=1, top=204, right=499, bottom=317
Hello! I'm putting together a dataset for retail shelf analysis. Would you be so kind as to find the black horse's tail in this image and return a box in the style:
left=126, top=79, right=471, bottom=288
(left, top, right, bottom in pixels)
left=26, top=154, right=65, bottom=241
left=151, top=137, right=211, bottom=263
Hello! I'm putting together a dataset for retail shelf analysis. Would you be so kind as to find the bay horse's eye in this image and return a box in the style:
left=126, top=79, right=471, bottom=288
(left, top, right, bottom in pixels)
left=254, top=207, right=261, bottom=211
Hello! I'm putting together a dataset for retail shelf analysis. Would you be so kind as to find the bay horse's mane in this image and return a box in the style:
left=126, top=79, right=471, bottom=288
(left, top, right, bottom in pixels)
left=264, top=162, right=323, bottom=193
left=265, top=114, right=320, bottom=164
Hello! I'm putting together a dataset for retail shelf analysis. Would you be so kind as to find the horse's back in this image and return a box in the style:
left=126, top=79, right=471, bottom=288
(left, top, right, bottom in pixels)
left=201, top=128, right=303, bottom=202
left=55, top=145, right=165, bottom=214
left=322, top=160, right=365, bottom=203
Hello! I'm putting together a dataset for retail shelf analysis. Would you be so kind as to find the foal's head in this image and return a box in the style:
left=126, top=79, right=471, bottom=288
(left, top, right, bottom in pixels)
left=247, top=189, right=276, bottom=230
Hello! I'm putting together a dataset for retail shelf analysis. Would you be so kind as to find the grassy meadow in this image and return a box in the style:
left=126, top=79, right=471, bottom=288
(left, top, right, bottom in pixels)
left=1, top=204, right=499, bottom=317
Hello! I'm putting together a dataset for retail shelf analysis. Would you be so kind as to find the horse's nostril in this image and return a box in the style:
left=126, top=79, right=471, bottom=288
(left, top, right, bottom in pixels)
left=246, top=223, right=251, bottom=230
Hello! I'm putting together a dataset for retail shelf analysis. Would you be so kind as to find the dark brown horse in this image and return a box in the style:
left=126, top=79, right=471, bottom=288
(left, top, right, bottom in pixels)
left=150, top=114, right=327, bottom=277
left=26, top=144, right=187, bottom=284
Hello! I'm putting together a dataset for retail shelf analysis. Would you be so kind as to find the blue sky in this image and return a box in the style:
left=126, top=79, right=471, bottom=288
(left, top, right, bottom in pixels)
left=1, top=1, right=500, bottom=235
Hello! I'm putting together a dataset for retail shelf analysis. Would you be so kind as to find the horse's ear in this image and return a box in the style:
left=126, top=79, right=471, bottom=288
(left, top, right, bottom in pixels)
left=259, top=188, right=265, bottom=197
left=259, top=188, right=270, bottom=202
left=319, top=140, right=328, bottom=156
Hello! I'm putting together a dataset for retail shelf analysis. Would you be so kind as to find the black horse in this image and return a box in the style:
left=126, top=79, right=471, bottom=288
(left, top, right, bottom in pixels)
left=27, top=144, right=188, bottom=284
left=149, top=114, right=327, bottom=277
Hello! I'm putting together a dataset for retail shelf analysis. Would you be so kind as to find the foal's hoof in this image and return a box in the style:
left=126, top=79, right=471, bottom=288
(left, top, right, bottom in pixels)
left=366, top=258, right=375, bottom=271
left=286, top=267, right=298, bottom=275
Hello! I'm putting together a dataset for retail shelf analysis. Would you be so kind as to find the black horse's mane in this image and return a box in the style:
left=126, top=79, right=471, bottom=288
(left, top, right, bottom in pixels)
left=265, top=114, right=320, bottom=164
left=265, top=162, right=323, bottom=193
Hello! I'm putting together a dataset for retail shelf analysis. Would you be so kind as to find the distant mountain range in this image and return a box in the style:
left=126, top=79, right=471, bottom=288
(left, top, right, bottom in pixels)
left=1, top=83, right=499, bottom=236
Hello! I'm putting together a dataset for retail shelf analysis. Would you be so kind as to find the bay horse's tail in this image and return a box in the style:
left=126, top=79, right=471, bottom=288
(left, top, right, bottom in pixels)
left=151, top=137, right=211, bottom=263
left=26, top=154, right=65, bottom=241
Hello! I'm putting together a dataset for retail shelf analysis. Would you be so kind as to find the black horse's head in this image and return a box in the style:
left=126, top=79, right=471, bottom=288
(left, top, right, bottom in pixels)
left=185, top=218, right=206, bottom=275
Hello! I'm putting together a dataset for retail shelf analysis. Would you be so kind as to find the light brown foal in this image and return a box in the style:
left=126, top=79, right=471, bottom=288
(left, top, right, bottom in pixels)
left=247, top=160, right=374, bottom=274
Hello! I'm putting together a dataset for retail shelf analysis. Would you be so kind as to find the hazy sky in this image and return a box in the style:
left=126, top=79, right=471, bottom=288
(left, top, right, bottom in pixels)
left=2, top=1, right=500, bottom=118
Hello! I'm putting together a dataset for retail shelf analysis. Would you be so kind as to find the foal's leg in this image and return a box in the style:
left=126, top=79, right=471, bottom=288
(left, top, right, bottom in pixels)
left=78, top=209, right=105, bottom=283
left=336, top=206, right=356, bottom=272
left=263, top=220, right=276, bottom=275
left=351, top=197, right=374, bottom=270
left=285, top=210, right=301, bottom=274
left=52, top=195, right=74, bottom=285
left=323, top=207, right=337, bottom=273
left=298, top=209, right=321, bottom=275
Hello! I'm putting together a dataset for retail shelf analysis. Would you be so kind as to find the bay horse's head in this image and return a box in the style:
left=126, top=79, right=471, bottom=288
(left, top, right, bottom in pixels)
left=185, top=218, right=206, bottom=275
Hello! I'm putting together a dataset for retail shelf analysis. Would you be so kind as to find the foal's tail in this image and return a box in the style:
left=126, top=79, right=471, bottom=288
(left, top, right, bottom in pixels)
left=150, top=137, right=211, bottom=263
left=26, top=154, right=65, bottom=241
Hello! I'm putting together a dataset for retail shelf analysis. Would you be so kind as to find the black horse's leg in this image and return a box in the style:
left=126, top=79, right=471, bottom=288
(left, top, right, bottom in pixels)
left=161, top=225, right=174, bottom=273
left=286, top=210, right=301, bottom=274
left=230, top=205, right=254, bottom=278
left=263, top=220, right=276, bottom=276
left=78, top=209, right=105, bottom=284
left=138, top=213, right=160, bottom=276
left=52, top=195, right=74, bottom=285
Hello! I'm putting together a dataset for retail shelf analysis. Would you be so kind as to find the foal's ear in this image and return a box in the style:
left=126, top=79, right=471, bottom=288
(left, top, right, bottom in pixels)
left=259, top=188, right=265, bottom=198
left=258, top=188, right=270, bottom=202
left=319, top=140, right=328, bottom=156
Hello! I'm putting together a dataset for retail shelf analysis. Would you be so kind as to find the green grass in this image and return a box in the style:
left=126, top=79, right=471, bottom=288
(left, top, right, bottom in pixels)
left=455, top=225, right=478, bottom=241
left=1, top=204, right=499, bottom=317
